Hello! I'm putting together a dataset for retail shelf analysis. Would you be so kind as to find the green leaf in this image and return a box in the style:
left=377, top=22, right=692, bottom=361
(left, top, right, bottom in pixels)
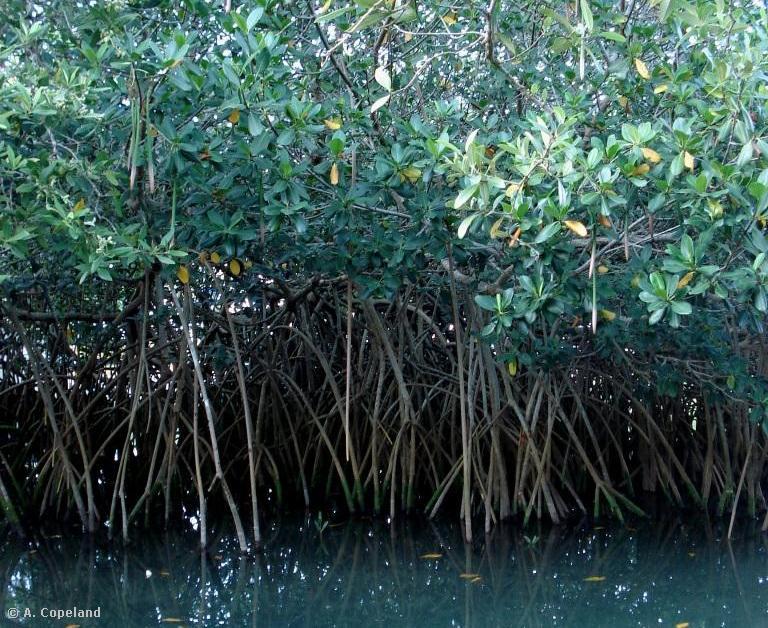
left=580, top=0, right=594, bottom=31
left=458, top=213, right=479, bottom=239
left=454, top=184, right=479, bottom=209
left=535, top=222, right=561, bottom=244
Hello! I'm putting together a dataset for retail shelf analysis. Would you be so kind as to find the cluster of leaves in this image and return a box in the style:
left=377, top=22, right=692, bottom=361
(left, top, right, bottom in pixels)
left=1, top=0, right=767, bottom=410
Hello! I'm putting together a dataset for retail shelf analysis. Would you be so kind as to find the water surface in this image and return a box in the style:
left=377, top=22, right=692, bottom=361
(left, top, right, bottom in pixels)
left=1, top=517, right=767, bottom=627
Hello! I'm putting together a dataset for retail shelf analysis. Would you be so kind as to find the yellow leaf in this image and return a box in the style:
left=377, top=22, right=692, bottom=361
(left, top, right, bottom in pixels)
left=600, top=309, right=616, bottom=321
left=642, top=147, right=662, bottom=163
left=420, top=552, right=443, bottom=559
left=654, top=84, right=668, bottom=94
left=459, top=573, right=480, bottom=579
left=490, top=218, right=505, bottom=239
left=64, top=625, right=81, bottom=628
left=687, top=551, right=695, bottom=558
left=324, top=118, right=342, bottom=130
left=634, top=58, right=650, bottom=80
left=198, top=251, right=208, bottom=264
left=400, top=166, right=421, bottom=184
left=507, top=358, right=517, bottom=376
left=470, top=576, right=482, bottom=583
left=505, top=182, right=523, bottom=197
left=564, top=220, right=588, bottom=237
left=244, top=259, right=253, bottom=269
left=210, top=251, right=221, bottom=264
left=229, top=259, right=242, bottom=277
left=330, top=162, right=339, bottom=185
left=597, top=214, right=612, bottom=228
left=74, top=198, right=86, bottom=211
left=677, top=271, right=695, bottom=288
left=442, top=11, right=458, bottom=25
left=684, top=151, right=695, bottom=171
left=318, top=0, right=332, bottom=14
left=176, top=265, right=190, bottom=285
left=632, top=163, right=650, bottom=176
left=675, top=624, right=690, bottom=628
left=228, top=109, right=240, bottom=124
left=618, top=95, right=629, bottom=108
left=404, top=31, right=413, bottom=42
left=597, top=265, right=609, bottom=274
left=583, top=576, right=606, bottom=582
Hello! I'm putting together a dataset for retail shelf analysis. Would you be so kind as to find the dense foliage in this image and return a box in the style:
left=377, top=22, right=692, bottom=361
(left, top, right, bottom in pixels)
left=2, top=0, right=768, bottom=548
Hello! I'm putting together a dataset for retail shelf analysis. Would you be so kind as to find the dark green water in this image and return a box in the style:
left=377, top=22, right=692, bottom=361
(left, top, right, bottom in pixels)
left=1, top=518, right=767, bottom=627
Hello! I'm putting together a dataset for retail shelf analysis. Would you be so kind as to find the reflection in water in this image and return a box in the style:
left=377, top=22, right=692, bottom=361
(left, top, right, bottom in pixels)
left=1, top=518, right=767, bottom=627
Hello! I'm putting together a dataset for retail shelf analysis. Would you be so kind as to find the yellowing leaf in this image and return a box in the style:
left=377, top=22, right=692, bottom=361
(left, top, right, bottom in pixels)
left=176, top=265, right=190, bottom=285
left=632, top=163, right=651, bottom=176
left=677, top=271, right=695, bottom=288
left=505, top=182, right=523, bottom=197
left=210, top=251, right=221, bottom=264
left=490, top=218, right=504, bottom=239
left=400, top=166, right=421, bottom=184
left=507, top=358, right=517, bottom=376
left=470, top=576, right=482, bottom=583
left=64, top=624, right=81, bottom=628
left=597, top=264, right=609, bottom=274
left=229, top=259, right=242, bottom=277
left=460, top=573, right=480, bottom=579
left=564, top=220, right=588, bottom=237
left=323, top=118, right=342, bottom=130
left=74, top=198, right=86, bottom=211
left=634, top=58, right=650, bottom=80
left=642, top=147, right=662, bottom=163
left=618, top=95, right=629, bottom=108
left=442, top=11, right=458, bottom=25
left=654, top=84, right=668, bottom=94
left=420, top=552, right=443, bottom=559
left=600, top=309, right=616, bottom=321
left=330, top=162, right=340, bottom=185
left=583, top=576, right=606, bottom=582
left=318, top=0, right=332, bottom=14
left=684, top=151, right=695, bottom=171
left=675, top=624, right=690, bottom=628
left=374, top=66, right=391, bottom=91
left=597, top=214, right=612, bottom=228
left=371, top=94, right=390, bottom=114
left=228, top=109, right=240, bottom=124
left=404, top=31, right=413, bottom=42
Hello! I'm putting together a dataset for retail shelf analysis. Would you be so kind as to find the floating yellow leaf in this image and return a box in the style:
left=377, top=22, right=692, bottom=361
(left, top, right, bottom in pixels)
left=470, top=576, right=482, bottom=583
left=654, top=84, right=668, bottom=94
left=64, top=624, right=81, bottom=628
left=159, top=570, right=170, bottom=577
left=324, top=118, right=341, bottom=130
left=600, top=309, right=616, bottom=321
left=400, top=166, right=421, bottom=184
left=597, top=265, right=609, bottom=274
left=228, top=109, right=240, bottom=124
left=583, top=575, right=606, bottom=582
left=330, top=162, right=339, bottom=186
left=687, top=551, right=696, bottom=558
left=420, top=552, right=443, bottom=559
left=597, top=214, right=612, bottom=228
left=74, top=198, right=86, bottom=211
left=490, top=218, right=505, bottom=239
left=505, top=182, right=523, bottom=197
left=229, top=259, right=242, bottom=277
left=176, top=265, right=190, bottom=285
left=632, top=163, right=650, bottom=176
left=676, top=623, right=690, bottom=628
left=678, top=271, right=695, bottom=288
left=210, top=251, right=221, bottom=264
left=460, top=573, right=480, bottom=579
left=442, top=11, right=458, bottom=25
left=642, top=147, right=662, bottom=163
left=684, top=151, right=695, bottom=171
left=564, top=220, right=588, bottom=237
left=634, top=58, right=650, bottom=80
left=508, top=358, right=517, bottom=376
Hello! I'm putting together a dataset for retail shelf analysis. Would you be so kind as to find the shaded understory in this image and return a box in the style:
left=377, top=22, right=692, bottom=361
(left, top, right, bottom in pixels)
left=1, top=278, right=767, bottom=549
